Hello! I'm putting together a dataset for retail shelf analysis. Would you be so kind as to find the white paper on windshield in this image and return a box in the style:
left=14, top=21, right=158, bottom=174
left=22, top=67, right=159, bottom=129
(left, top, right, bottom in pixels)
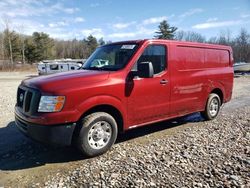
left=121, top=45, right=136, bottom=49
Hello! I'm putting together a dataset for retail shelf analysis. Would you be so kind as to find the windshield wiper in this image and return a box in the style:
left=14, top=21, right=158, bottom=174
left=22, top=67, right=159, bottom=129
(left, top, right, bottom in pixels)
left=81, top=67, right=109, bottom=71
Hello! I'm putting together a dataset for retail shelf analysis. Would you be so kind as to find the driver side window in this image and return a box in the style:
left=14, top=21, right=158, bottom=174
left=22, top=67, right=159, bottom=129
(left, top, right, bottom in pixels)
left=134, top=45, right=166, bottom=74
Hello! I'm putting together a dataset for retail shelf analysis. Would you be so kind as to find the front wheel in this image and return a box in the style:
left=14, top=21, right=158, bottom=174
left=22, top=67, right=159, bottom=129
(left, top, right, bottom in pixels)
left=201, top=93, right=221, bottom=120
left=77, top=112, right=118, bottom=157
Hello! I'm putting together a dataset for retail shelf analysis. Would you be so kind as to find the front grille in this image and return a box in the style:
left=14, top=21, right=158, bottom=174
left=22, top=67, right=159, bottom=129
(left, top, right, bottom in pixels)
left=16, top=86, right=40, bottom=115
left=24, top=91, right=33, bottom=112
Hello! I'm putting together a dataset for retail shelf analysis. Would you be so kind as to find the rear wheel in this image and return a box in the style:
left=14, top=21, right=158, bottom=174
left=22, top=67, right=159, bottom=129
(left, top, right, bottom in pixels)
left=77, top=112, right=118, bottom=157
left=201, top=93, right=221, bottom=120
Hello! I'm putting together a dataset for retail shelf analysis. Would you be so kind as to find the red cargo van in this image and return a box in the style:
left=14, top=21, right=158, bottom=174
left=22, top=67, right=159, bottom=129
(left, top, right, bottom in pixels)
left=15, top=39, right=234, bottom=156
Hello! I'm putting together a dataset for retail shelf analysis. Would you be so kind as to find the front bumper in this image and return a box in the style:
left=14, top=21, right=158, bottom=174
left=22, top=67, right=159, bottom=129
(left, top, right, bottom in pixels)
left=15, top=113, right=76, bottom=146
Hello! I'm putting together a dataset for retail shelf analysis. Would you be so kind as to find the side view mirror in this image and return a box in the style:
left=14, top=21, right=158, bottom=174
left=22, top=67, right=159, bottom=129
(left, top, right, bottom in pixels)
left=137, top=62, right=154, bottom=78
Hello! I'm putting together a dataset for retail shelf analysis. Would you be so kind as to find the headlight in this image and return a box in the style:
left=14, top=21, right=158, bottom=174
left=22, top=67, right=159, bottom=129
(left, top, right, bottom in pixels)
left=38, top=96, right=65, bottom=112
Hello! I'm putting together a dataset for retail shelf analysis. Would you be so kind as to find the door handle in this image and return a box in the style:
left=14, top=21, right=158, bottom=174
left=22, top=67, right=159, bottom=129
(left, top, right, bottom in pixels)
left=160, top=79, right=168, bottom=85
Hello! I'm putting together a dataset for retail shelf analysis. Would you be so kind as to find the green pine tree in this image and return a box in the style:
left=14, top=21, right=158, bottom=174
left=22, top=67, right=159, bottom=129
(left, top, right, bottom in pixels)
left=24, top=37, right=37, bottom=64
left=84, top=35, right=98, bottom=57
left=32, top=32, right=54, bottom=61
left=98, top=38, right=105, bottom=46
left=154, top=20, right=177, bottom=40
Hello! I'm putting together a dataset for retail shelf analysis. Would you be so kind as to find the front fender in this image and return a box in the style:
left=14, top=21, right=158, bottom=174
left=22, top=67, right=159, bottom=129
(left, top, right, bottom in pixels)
left=75, top=95, right=126, bottom=122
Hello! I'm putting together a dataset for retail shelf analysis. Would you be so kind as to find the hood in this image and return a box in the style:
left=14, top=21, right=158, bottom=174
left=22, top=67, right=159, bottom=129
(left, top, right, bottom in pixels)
left=22, top=70, right=109, bottom=92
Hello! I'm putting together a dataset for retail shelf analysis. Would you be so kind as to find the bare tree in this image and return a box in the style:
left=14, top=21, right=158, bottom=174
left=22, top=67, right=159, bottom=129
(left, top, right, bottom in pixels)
left=0, top=32, right=5, bottom=70
left=175, top=30, right=206, bottom=43
left=216, top=29, right=232, bottom=45
left=2, top=17, right=14, bottom=67
left=207, top=36, right=218, bottom=44
left=0, top=32, right=4, bottom=60
left=234, top=28, right=250, bottom=62
left=225, top=29, right=232, bottom=45
left=175, top=30, right=185, bottom=41
left=17, top=24, right=26, bottom=64
left=185, top=31, right=206, bottom=43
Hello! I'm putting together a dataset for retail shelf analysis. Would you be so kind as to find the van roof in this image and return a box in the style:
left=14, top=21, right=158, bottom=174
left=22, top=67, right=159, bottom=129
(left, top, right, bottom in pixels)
left=109, top=39, right=232, bottom=50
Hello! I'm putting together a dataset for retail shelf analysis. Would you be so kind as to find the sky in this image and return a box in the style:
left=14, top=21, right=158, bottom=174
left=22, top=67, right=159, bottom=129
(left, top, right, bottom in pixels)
left=0, top=0, right=250, bottom=41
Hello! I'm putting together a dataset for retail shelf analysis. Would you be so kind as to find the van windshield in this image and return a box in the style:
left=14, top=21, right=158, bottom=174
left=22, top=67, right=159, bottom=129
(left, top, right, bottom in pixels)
left=82, top=44, right=139, bottom=71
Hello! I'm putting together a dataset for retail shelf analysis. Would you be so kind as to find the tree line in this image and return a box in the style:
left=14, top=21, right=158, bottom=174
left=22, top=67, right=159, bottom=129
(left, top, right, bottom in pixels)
left=155, top=20, right=250, bottom=63
left=0, top=19, right=250, bottom=70
left=0, top=29, right=104, bottom=68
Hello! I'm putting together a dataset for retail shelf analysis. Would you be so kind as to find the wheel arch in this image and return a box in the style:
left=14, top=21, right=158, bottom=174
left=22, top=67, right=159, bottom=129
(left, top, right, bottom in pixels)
left=79, top=104, right=124, bottom=133
left=71, top=95, right=126, bottom=145
left=210, top=88, right=224, bottom=105
left=72, top=103, right=124, bottom=145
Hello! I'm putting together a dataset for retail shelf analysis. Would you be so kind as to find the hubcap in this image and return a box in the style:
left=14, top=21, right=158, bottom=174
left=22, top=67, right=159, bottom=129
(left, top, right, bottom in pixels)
left=87, top=121, right=112, bottom=149
left=209, top=98, right=219, bottom=117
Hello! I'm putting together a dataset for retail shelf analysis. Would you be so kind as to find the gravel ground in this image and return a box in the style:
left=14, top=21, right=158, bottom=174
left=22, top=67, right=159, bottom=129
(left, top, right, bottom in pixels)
left=44, top=106, right=250, bottom=188
left=0, top=72, right=34, bottom=125
left=0, top=72, right=249, bottom=187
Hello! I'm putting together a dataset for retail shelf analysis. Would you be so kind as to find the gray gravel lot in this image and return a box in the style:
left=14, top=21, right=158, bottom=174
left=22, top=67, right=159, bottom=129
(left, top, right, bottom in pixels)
left=46, top=107, right=250, bottom=188
left=0, top=72, right=249, bottom=187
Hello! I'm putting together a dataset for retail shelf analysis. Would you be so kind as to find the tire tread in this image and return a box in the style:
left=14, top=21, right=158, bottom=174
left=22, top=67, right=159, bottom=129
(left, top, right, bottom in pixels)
left=77, top=112, right=117, bottom=157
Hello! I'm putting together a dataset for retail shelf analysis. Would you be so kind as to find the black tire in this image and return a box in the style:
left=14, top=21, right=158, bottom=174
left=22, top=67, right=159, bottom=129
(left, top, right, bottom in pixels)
left=201, top=93, right=221, bottom=120
left=77, top=112, right=118, bottom=157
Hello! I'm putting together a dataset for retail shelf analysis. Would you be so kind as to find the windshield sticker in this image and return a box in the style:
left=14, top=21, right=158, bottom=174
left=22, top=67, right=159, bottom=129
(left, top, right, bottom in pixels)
left=121, top=45, right=136, bottom=49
